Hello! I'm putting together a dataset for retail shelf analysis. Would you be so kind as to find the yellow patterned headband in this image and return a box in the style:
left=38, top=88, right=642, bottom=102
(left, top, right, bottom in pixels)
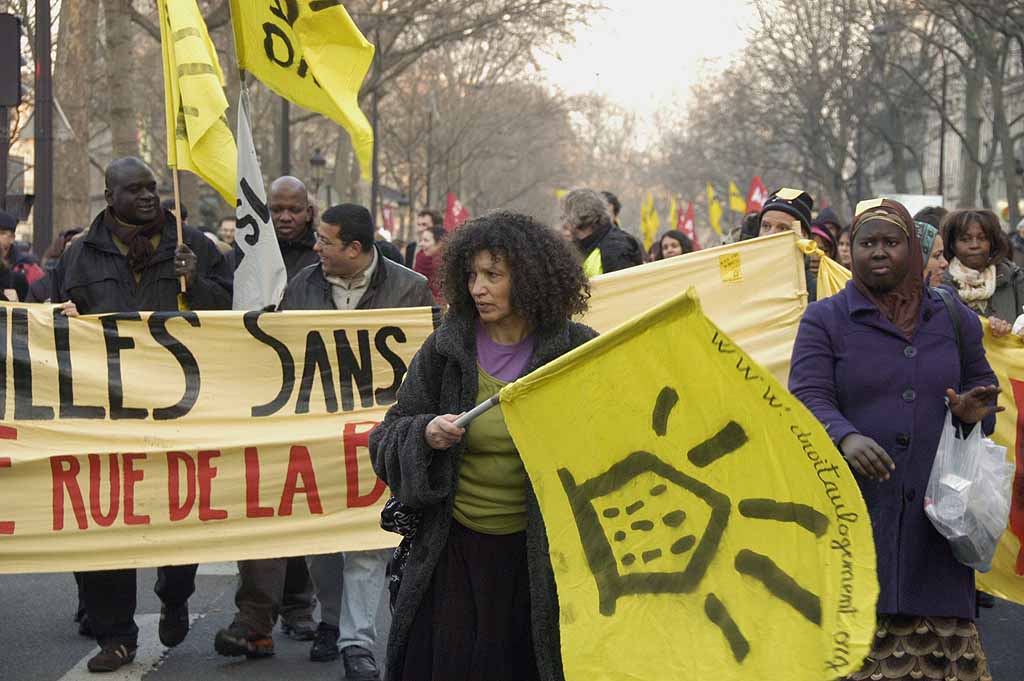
left=853, top=198, right=908, bottom=237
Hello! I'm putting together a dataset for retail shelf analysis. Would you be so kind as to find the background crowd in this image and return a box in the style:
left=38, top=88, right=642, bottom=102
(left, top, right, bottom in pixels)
left=0, top=152, right=1020, bottom=681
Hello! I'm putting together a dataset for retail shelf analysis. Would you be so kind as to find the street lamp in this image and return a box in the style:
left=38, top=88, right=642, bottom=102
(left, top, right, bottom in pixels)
left=309, top=147, right=326, bottom=195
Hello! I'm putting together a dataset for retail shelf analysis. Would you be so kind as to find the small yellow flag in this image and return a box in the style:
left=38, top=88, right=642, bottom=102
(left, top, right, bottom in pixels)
left=729, top=181, right=747, bottom=213
left=500, top=289, right=878, bottom=681
left=556, top=188, right=569, bottom=200
left=229, top=0, right=375, bottom=179
left=708, top=183, right=723, bottom=236
left=641, top=193, right=660, bottom=251
left=799, top=239, right=852, bottom=299
left=668, top=196, right=679, bottom=233
left=158, top=0, right=237, bottom=204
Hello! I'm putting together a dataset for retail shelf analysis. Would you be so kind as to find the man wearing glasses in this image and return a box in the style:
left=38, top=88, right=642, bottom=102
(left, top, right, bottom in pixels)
left=216, top=202, right=432, bottom=681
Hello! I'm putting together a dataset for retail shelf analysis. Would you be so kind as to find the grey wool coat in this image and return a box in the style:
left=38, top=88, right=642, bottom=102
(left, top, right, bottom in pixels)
left=368, top=313, right=598, bottom=681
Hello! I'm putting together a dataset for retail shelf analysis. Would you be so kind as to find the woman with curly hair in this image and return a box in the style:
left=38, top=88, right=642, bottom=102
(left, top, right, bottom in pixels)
left=369, top=211, right=595, bottom=681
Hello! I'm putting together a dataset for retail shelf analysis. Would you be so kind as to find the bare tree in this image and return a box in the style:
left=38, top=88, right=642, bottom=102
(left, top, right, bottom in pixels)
left=103, top=0, right=140, bottom=157
left=54, top=0, right=99, bottom=231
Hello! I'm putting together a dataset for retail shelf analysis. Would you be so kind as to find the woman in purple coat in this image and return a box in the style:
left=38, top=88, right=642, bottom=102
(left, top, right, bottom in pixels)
left=789, top=199, right=1002, bottom=681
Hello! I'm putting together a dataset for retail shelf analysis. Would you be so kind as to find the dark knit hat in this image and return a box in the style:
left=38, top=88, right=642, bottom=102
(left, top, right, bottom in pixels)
left=759, top=187, right=814, bottom=237
left=816, top=206, right=842, bottom=230
left=0, top=209, right=16, bottom=232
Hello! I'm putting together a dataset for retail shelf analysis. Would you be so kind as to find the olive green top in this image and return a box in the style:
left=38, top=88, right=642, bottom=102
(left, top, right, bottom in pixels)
left=452, top=366, right=528, bottom=534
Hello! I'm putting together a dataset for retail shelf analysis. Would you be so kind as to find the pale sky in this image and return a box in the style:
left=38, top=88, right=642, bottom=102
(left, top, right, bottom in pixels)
left=536, top=0, right=760, bottom=131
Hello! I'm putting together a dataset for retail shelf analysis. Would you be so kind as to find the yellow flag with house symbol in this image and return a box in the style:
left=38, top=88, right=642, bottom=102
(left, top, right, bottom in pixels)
left=500, top=289, right=878, bottom=680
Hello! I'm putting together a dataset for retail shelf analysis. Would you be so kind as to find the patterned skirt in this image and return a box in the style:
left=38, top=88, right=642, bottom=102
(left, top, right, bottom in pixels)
left=844, top=615, right=992, bottom=681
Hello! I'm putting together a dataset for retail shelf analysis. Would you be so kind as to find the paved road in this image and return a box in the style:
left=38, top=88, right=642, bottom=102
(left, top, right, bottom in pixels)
left=0, top=563, right=391, bottom=681
left=1, top=565, right=1023, bottom=680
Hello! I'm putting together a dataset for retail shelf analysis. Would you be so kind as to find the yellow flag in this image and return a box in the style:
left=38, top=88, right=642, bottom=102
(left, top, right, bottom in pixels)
left=158, top=0, right=236, bottom=204
left=500, top=289, right=877, bottom=681
left=708, top=183, right=723, bottom=236
left=798, top=239, right=852, bottom=299
left=640, top=194, right=650, bottom=245
left=668, top=196, right=679, bottom=232
left=975, top=331, right=1024, bottom=604
left=642, top=193, right=660, bottom=251
left=229, top=0, right=375, bottom=179
left=556, top=188, right=569, bottom=200
left=729, top=181, right=747, bottom=213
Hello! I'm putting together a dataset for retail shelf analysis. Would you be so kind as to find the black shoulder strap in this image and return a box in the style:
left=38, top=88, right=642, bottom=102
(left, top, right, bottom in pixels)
left=933, top=286, right=964, bottom=388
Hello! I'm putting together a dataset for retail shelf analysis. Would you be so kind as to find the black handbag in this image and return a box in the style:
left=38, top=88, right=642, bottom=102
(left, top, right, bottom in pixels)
left=380, top=495, right=421, bottom=613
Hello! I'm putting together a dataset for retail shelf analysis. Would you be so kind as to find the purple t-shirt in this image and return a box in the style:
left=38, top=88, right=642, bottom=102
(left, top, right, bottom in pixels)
left=476, top=320, right=536, bottom=382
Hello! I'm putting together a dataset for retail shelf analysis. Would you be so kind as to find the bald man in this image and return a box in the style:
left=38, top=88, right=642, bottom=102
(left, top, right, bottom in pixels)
left=234, top=176, right=319, bottom=282
left=51, top=157, right=232, bottom=672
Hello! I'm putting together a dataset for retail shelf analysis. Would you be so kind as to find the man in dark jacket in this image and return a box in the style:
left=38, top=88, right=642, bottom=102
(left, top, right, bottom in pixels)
left=51, top=157, right=232, bottom=673
left=229, top=173, right=321, bottom=644
left=293, top=204, right=430, bottom=680
left=269, top=176, right=319, bottom=279
left=233, top=175, right=319, bottom=282
left=562, top=188, right=644, bottom=277
left=280, top=203, right=435, bottom=311
left=217, top=204, right=430, bottom=679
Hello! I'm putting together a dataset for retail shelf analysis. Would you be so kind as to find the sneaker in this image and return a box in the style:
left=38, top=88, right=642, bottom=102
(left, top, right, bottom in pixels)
left=214, top=622, right=275, bottom=658
left=342, top=646, right=380, bottom=681
left=86, top=643, right=137, bottom=673
left=309, top=623, right=340, bottom=662
left=280, top=615, right=317, bottom=641
left=159, top=603, right=189, bottom=647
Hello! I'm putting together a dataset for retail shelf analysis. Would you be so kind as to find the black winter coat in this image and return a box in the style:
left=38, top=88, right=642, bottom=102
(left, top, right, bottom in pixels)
left=578, top=223, right=644, bottom=273
left=0, top=266, right=27, bottom=302
left=376, top=239, right=403, bottom=265
left=232, top=226, right=319, bottom=282
left=52, top=210, right=232, bottom=313
left=368, top=315, right=598, bottom=681
left=279, top=228, right=319, bottom=281
left=278, top=246, right=434, bottom=311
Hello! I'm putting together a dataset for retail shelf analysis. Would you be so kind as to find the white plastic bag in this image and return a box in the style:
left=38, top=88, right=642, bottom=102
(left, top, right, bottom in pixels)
left=924, top=410, right=1015, bottom=572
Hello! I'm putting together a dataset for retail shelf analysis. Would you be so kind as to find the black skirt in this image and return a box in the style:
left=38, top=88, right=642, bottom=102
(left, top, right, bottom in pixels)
left=401, top=520, right=540, bottom=681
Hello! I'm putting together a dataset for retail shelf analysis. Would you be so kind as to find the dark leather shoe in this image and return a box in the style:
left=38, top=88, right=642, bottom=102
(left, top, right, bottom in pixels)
left=342, top=646, right=380, bottom=681
left=280, top=615, right=317, bottom=641
left=159, top=603, right=189, bottom=647
left=87, top=643, right=137, bottom=672
left=309, top=623, right=340, bottom=662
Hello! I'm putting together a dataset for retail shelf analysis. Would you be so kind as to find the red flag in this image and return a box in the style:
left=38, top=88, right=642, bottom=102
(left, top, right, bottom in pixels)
left=678, top=202, right=701, bottom=250
left=444, top=192, right=470, bottom=231
left=746, top=176, right=768, bottom=213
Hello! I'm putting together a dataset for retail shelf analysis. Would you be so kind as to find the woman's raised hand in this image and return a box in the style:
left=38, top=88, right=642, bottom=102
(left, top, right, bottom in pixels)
left=424, top=414, right=466, bottom=450
left=946, top=386, right=1003, bottom=424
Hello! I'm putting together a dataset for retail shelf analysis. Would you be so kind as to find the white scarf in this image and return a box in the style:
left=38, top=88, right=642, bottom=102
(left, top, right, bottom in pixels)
left=948, top=257, right=996, bottom=311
